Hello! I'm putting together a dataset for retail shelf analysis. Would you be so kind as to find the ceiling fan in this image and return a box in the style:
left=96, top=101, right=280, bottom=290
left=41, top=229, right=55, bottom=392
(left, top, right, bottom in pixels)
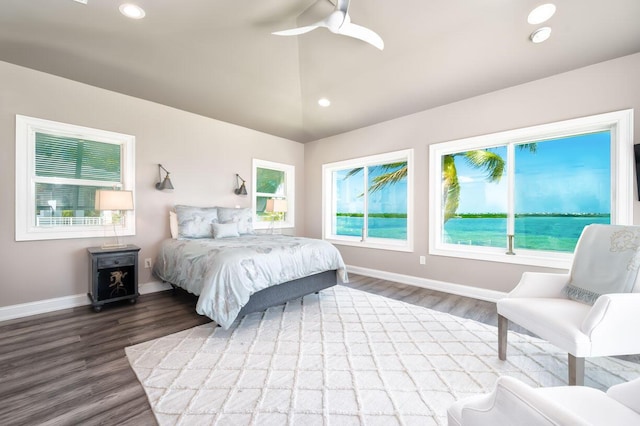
left=272, top=0, right=384, bottom=50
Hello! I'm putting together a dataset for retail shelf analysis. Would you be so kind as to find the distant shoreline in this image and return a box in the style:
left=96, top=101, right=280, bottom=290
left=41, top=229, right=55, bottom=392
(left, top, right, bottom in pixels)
left=335, top=212, right=609, bottom=219
left=336, top=213, right=407, bottom=218
left=453, top=213, right=610, bottom=219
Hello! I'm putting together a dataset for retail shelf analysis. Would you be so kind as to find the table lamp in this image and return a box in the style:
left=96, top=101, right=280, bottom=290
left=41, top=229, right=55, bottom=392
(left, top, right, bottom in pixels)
left=95, top=189, right=134, bottom=248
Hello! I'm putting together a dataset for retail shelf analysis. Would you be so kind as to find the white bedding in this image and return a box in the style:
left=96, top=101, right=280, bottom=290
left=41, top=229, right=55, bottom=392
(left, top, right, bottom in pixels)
left=153, top=234, right=347, bottom=328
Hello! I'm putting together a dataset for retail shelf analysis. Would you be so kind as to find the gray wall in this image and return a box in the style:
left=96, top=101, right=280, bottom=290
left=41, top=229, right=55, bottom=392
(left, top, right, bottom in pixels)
left=2, top=53, right=640, bottom=309
left=304, top=53, right=640, bottom=293
left=0, top=60, right=304, bottom=307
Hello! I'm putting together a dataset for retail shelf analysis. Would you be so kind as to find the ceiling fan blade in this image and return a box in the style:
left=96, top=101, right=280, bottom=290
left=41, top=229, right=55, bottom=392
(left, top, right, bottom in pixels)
left=272, top=1, right=382, bottom=50
left=337, top=22, right=384, bottom=50
left=272, top=25, right=319, bottom=36
left=272, top=13, right=334, bottom=37
left=336, top=0, right=350, bottom=14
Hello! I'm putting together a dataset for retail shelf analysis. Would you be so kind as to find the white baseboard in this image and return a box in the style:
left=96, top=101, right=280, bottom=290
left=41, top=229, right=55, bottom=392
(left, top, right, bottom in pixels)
left=0, top=293, right=91, bottom=323
left=139, top=280, right=172, bottom=294
left=0, top=280, right=171, bottom=323
left=346, top=265, right=506, bottom=303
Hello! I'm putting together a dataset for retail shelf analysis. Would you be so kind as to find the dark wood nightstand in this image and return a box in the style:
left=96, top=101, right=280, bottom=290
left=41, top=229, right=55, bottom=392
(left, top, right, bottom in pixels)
left=87, top=245, right=141, bottom=312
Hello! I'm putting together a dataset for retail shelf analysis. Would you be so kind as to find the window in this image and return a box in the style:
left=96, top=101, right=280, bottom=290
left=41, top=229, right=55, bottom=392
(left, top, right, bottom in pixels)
left=252, top=159, right=295, bottom=230
left=16, top=115, right=135, bottom=241
left=323, top=149, right=413, bottom=251
left=429, top=109, right=634, bottom=268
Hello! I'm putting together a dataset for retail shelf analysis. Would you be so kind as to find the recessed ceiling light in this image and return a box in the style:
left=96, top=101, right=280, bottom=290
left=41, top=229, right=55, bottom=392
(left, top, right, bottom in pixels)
left=528, top=4, right=556, bottom=25
left=318, top=98, right=331, bottom=107
left=530, top=27, right=552, bottom=43
left=119, top=3, right=146, bottom=19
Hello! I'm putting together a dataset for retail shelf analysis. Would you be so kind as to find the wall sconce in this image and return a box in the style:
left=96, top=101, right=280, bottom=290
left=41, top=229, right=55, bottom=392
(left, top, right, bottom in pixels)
left=155, top=164, right=174, bottom=190
left=234, top=174, right=248, bottom=195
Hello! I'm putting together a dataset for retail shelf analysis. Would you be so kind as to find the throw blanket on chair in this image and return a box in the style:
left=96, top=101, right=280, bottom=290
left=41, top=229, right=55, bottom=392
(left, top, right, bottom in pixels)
left=563, top=224, right=640, bottom=305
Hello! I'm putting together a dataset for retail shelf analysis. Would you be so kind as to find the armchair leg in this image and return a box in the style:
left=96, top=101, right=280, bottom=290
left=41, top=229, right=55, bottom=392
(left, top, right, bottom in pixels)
left=568, top=355, right=585, bottom=386
left=498, top=314, right=508, bottom=360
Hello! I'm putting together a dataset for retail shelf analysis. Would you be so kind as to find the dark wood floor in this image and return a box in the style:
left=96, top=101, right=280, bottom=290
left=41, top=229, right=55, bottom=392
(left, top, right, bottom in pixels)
left=0, top=274, right=551, bottom=425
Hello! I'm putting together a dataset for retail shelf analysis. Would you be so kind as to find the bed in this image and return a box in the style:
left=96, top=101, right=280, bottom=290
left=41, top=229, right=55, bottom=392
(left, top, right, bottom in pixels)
left=153, top=232, right=347, bottom=329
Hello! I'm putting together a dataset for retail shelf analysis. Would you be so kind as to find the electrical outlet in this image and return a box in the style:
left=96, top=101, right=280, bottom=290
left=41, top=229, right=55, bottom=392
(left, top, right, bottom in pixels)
left=144, top=258, right=152, bottom=269
left=419, top=256, right=426, bottom=265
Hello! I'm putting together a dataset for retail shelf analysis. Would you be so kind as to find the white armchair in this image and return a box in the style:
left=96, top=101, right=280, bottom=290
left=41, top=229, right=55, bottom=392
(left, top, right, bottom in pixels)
left=497, top=224, right=640, bottom=385
left=447, top=375, right=640, bottom=426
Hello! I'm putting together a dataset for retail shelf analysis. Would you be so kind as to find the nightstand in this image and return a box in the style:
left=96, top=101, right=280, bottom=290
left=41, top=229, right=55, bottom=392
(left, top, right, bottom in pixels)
left=87, top=245, right=141, bottom=312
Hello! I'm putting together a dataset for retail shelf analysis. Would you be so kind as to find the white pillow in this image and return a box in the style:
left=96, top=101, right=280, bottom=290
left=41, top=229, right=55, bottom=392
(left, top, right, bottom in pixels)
left=169, top=211, right=178, bottom=239
left=212, top=222, right=240, bottom=239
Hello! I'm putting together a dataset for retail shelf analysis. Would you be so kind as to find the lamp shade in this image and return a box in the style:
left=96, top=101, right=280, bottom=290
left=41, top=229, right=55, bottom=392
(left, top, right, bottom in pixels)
left=156, top=174, right=174, bottom=190
left=95, top=189, right=134, bottom=211
left=235, top=182, right=248, bottom=195
left=265, top=198, right=288, bottom=213
left=156, top=164, right=174, bottom=191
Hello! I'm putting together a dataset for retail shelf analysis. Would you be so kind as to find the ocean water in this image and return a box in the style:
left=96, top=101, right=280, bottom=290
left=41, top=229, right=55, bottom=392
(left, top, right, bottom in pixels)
left=336, top=216, right=407, bottom=239
left=444, top=216, right=610, bottom=252
left=336, top=215, right=610, bottom=252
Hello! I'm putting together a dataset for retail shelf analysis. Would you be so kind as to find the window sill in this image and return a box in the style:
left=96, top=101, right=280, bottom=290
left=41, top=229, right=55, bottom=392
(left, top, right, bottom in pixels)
left=254, top=222, right=294, bottom=229
left=326, top=237, right=413, bottom=253
left=16, top=227, right=135, bottom=242
left=429, top=245, right=572, bottom=270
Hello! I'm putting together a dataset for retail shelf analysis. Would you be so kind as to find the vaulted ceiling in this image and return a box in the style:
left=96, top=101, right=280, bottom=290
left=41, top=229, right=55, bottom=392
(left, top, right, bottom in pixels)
left=1, top=0, right=639, bottom=142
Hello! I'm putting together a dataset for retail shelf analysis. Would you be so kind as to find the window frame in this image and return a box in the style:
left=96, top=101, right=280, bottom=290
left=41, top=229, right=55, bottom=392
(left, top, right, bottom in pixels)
left=428, top=109, right=634, bottom=269
left=15, top=115, right=136, bottom=241
left=251, top=159, right=295, bottom=230
left=322, top=148, right=414, bottom=252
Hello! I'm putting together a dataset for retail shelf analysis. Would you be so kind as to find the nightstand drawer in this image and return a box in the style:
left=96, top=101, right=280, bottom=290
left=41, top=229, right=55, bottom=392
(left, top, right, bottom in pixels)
left=97, top=254, right=135, bottom=269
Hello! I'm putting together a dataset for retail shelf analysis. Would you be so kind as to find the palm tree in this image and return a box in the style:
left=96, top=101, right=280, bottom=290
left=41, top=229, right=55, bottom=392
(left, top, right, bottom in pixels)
left=346, top=144, right=536, bottom=223
left=443, top=145, right=537, bottom=221
left=345, top=153, right=504, bottom=222
left=442, top=150, right=504, bottom=222
left=344, top=162, right=407, bottom=194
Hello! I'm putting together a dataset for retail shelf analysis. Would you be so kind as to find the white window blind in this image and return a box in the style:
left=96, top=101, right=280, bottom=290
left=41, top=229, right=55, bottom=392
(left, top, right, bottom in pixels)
left=35, top=133, right=122, bottom=182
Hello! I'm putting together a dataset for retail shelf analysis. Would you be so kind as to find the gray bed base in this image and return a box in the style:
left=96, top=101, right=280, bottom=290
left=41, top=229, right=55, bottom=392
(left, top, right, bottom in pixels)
left=238, top=269, right=337, bottom=316
left=169, top=269, right=337, bottom=318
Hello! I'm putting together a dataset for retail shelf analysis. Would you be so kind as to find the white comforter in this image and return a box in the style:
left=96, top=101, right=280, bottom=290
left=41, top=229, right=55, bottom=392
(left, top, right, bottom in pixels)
left=153, top=234, right=347, bottom=328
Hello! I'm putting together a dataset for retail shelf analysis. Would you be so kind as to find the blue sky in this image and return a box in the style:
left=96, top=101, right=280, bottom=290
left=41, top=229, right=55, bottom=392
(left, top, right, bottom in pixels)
left=455, top=131, right=611, bottom=214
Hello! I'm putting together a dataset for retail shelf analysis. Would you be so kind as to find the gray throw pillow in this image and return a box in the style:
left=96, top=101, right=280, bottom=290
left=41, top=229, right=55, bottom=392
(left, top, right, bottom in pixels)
left=212, top=222, right=240, bottom=239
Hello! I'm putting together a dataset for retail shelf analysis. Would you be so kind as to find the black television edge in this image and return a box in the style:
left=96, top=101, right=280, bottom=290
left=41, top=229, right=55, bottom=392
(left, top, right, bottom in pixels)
left=635, top=144, right=640, bottom=201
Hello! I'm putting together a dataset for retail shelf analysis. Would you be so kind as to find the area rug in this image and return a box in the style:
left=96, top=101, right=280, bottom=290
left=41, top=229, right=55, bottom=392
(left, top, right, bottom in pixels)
left=125, top=285, right=640, bottom=425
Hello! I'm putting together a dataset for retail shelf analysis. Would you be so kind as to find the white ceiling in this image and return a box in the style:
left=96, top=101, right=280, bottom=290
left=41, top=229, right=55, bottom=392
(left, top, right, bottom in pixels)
left=1, top=0, right=639, bottom=142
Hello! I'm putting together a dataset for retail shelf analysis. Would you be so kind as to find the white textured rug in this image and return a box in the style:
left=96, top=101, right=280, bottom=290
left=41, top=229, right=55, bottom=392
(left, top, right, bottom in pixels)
left=126, top=285, right=640, bottom=425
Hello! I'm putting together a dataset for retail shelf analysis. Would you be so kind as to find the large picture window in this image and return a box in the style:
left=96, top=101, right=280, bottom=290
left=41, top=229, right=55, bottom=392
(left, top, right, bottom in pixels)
left=252, top=159, right=295, bottom=230
left=429, top=110, right=633, bottom=268
left=16, top=115, right=135, bottom=241
left=323, top=149, right=413, bottom=251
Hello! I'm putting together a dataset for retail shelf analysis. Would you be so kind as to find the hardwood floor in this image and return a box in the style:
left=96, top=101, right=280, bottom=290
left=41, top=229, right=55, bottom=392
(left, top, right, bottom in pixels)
left=343, top=275, right=500, bottom=327
left=0, top=273, right=623, bottom=425
left=0, top=289, right=210, bottom=426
